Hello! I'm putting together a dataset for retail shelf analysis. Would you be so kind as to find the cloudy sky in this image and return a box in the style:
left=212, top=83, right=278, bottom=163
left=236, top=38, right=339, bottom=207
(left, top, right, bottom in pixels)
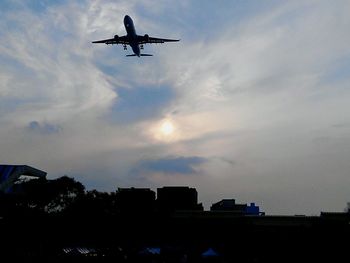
left=1, top=0, right=350, bottom=215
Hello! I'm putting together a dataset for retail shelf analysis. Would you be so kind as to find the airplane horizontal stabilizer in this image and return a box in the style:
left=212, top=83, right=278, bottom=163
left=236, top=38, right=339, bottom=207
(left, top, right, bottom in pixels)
left=126, top=54, right=153, bottom=57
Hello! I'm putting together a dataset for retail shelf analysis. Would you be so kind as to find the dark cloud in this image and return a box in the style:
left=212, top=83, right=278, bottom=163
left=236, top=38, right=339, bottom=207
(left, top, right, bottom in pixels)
left=109, top=86, right=174, bottom=124
left=135, top=156, right=207, bottom=175
left=28, top=121, right=62, bottom=134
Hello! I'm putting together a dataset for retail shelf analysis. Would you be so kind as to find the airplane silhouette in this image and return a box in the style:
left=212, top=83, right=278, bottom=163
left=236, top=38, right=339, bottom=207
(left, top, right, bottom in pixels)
left=92, top=15, right=180, bottom=57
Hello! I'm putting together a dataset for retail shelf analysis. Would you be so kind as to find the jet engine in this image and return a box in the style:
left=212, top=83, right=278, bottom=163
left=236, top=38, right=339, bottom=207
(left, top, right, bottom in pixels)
left=144, top=34, right=149, bottom=42
left=114, top=35, right=119, bottom=40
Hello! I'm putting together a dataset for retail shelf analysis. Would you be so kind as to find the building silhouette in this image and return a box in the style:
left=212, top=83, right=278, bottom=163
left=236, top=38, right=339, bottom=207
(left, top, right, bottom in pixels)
left=157, top=186, right=204, bottom=212
left=116, top=187, right=156, bottom=212
left=0, top=165, right=46, bottom=193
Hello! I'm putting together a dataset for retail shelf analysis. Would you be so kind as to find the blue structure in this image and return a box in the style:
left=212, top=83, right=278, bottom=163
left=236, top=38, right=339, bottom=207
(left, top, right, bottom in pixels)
left=0, top=165, right=47, bottom=193
left=211, top=199, right=264, bottom=215
left=246, top=203, right=260, bottom=215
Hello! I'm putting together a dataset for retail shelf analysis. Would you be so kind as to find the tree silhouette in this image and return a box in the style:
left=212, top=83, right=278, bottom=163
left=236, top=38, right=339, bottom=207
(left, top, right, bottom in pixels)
left=66, top=189, right=118, bottom=217
left=13, top=175, right=85, bottom=214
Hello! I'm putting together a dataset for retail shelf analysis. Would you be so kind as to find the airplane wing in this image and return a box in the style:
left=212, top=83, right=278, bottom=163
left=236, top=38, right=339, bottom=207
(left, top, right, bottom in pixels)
left=92, top=35, right=129, bottom=45
left=137, top=35, right=180, bottom=44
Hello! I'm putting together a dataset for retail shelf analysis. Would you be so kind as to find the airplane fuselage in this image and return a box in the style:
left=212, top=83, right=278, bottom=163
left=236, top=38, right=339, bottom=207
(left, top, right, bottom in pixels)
left=123, top=15, right=141, bottom=56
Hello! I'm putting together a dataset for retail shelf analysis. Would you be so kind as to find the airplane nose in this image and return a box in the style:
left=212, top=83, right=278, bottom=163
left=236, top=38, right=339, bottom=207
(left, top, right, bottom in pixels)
left=124, top=15, right=130, bottom=23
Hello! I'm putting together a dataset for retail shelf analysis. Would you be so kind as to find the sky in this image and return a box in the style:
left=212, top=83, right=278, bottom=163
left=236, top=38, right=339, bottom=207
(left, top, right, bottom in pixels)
left=1, top=0, right=350, bottom=215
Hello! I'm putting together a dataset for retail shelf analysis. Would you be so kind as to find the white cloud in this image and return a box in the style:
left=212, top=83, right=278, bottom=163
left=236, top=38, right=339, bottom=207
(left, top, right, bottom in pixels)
left=0, top=2, right=117, bottom=125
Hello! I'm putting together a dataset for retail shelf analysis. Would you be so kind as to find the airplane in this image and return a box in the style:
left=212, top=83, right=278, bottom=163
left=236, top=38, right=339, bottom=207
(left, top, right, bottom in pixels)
left=92, top=15, right=180, bottom=57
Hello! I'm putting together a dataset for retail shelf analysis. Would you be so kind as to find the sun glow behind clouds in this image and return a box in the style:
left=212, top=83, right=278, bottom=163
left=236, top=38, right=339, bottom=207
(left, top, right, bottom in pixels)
left=151, top=119, right=178, bottom=143
left=160, top=120, right=174, bottom=135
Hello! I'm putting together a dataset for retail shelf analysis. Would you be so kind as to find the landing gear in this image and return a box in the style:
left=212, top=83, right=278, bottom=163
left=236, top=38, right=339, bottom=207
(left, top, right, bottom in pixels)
left=123, top=44, right=127, bottom=50
left=140, top=44, right=144, bottom=50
